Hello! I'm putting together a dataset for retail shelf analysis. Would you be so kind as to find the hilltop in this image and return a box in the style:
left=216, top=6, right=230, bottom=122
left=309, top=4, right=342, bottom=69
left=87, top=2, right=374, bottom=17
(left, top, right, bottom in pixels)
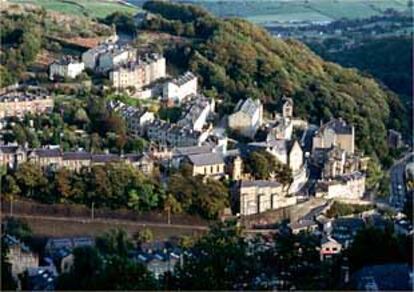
left=141, top=1, right=407, bottom=160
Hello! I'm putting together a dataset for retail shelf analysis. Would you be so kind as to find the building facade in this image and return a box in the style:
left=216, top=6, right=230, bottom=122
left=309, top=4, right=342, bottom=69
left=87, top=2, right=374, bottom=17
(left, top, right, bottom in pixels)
left=49, top=56, right=84, bottom=80
left=313, top=118, right=355, bottom=154
left=0, top=89, right=54, bottom=119
left=109, top=54, right=166, bottom=90
left=237, top=180, right=296, bottom=215
left=162, top=71, right=197, bottom=103
left=228, top=98, right=263, bottom=138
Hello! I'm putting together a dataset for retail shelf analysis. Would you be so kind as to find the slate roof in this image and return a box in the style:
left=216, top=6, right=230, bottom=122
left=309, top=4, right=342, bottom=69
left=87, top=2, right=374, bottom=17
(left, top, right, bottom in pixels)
left=234, top=98, right=261, bottom=117
left=32, top=149, right=61, bottom=158
left=174, top=145, right=213, bottom=157
left=187, top=152, right=224, bottom=166
left=91, top=154, right=120, bottom=163
left=321, top=118, right=353, bottom=135
left=62, top=152, right=91, bottom=160
left=170, top=71, right=196, bottom=86
left=240, top=180, right=282, bottom=188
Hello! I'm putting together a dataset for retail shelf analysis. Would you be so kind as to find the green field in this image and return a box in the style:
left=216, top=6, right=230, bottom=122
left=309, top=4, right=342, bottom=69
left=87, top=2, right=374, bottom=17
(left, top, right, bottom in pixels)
left=10, top=0, right=140, bottom=19
left=160, top=0, right=410, bottom=24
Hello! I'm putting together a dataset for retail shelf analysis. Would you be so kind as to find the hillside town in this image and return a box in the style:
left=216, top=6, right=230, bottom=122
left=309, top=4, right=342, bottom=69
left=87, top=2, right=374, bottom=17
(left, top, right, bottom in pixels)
left=0, top=1, right=412, bottom=291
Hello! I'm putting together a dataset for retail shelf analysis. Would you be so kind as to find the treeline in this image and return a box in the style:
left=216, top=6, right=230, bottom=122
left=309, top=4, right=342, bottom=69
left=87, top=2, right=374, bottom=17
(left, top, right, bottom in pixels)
left=0, top=13, right=43, bottom=87
left=141, top=0, right=407, bottom=160
left=2, top=160, right=230, bottom=219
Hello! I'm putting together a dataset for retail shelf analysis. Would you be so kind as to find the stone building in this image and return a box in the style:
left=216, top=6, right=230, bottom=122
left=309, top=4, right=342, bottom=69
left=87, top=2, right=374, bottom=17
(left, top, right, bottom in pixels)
left=0, top=88, right=54, bottom=119
left=248, top=139, right=303, bottom=173
left=146, top=119, right=209, bottom=148
left=3, top=235, right=39, bottom=281
left=282, top=97, right=294, bottom=119
left=186, top=152, right=225, bottom=178
left=177, top=95, right=214, bottom=131
left=315, top=171, right=366, bottom=201
left=313, top=118, right=355, bottom=154
left=109, top=53, right=166, bottom=90
left=162, top=71, right=197, bottom=104
left=236, top=180, right=296, bottom=215
left=228, top=98, right=263, bottom=138
left=49, top=56, right=84, bottom=80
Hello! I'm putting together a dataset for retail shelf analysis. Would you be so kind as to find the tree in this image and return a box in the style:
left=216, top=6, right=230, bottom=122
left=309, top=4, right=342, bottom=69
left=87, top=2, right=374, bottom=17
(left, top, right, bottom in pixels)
left=347, top=227, right=412, bottom=272
left=133, top=228, right=154, bottom=247
left=3, top=175, right=21, bottom=199
left=14, top=162, right=47, bottom=198
left=55, top=168, right=72, bottom=202
left=1, top=240, right=17, bottom=291
left=96, top=229, right=132, bottom=258
left=3, top=217, right=32, bottom=242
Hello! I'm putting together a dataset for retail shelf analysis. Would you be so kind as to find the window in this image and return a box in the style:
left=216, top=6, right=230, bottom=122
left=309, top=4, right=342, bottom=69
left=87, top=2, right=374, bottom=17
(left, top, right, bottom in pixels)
left=332, top=247, right=337, bottom=251
left=325, top=248, right=330, bottom=251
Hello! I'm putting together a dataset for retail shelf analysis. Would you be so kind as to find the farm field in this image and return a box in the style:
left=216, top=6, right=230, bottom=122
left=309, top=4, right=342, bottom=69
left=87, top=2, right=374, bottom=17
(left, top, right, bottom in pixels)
left=10, top=0, right=140, bottom=19
left=130, top=0, right=410, bottom=24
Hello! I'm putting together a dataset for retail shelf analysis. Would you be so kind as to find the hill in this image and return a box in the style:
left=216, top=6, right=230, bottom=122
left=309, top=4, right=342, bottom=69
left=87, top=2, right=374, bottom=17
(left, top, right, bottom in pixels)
left=141, top=0, right=407, bottom=159
left=129, top=0, right=410, bottom=24
left=10, top=0, right=139, bottom=19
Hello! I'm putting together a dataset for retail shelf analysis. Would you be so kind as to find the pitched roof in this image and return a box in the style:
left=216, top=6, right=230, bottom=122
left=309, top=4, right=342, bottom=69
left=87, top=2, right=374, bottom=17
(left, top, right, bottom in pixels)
left=233, top=98, right=261, bottom=117
left=240, top=180, right=281, bottom=189
left=321, top=118, right=353, bottom=135
left=187, top=152, right=224, bottom=166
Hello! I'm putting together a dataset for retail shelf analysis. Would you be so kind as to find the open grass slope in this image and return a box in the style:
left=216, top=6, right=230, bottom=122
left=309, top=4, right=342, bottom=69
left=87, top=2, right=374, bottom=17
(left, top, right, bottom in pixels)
left=130, top=0, right=409, bottom=23
left=10, top=0, right=140, bottom=19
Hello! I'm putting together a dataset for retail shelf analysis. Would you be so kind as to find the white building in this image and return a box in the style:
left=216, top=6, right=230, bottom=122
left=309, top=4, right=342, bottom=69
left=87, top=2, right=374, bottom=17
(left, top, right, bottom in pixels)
left=49, top=56, right=84, bottom=80
left=228, top=98, right=263, bottom=138
left=163, top=71, right=197, bottom=103
left=109, top=54, right=166, bottom=90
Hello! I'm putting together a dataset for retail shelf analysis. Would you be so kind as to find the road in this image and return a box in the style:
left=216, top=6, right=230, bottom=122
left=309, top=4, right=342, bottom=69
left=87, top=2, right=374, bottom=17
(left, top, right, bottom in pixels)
left=389, top=152, right=414, bottom=211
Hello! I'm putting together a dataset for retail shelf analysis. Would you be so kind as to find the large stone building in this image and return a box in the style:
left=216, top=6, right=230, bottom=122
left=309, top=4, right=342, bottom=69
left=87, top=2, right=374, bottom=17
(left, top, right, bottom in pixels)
left=109, top=53, right=166, bottom=90
left=315, top=171, right=366, bottom=201
left=228, top=98, right=263, bottom=138
left=313, top=118, right=355, bottom=154
left=0, top=146, right=154, bottom=175
left=82, top=43, right=136, bottom=73
left=236, top=180, right=296, bottom=215
left=162, top=71, right=197, bottom=104
left=49, top=56, right=84, bottom=80
left=186, top=152, right=225, bottom=178
left=0, top=88, right=54, bottom=119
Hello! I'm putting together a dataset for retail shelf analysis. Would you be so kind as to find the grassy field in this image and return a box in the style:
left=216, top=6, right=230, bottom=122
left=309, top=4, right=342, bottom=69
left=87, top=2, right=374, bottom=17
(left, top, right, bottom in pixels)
left=130, top=0, right=409, bottom=24
left=10, top=0, right=140, bottom=19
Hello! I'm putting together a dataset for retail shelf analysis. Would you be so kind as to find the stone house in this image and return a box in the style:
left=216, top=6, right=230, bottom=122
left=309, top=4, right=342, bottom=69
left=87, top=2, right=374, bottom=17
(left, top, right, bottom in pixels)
left=228, top=98, right=263, bottom=138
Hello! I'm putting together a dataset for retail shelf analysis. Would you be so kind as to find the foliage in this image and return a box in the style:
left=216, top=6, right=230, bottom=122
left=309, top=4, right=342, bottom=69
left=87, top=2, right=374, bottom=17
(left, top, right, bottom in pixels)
left=326, top=202, right=373, bottom=218
left=7, top=161, right=166, bottom=213
left=143, top=0, right=406, bottom=159
left=347, top=227, right=412, bottom=272
left=167, top=172, right=229, bottom=219
left=58, top=234, right=157, bottom=290
left=244, top=150, right=293, bottom=185
left=102, top=12, right=137, bottom=35
left=168, top=221, right=335, bottom=290
left=133, top=228, right=154, bottom=246
left=1, top=239, right=17, bottom=291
